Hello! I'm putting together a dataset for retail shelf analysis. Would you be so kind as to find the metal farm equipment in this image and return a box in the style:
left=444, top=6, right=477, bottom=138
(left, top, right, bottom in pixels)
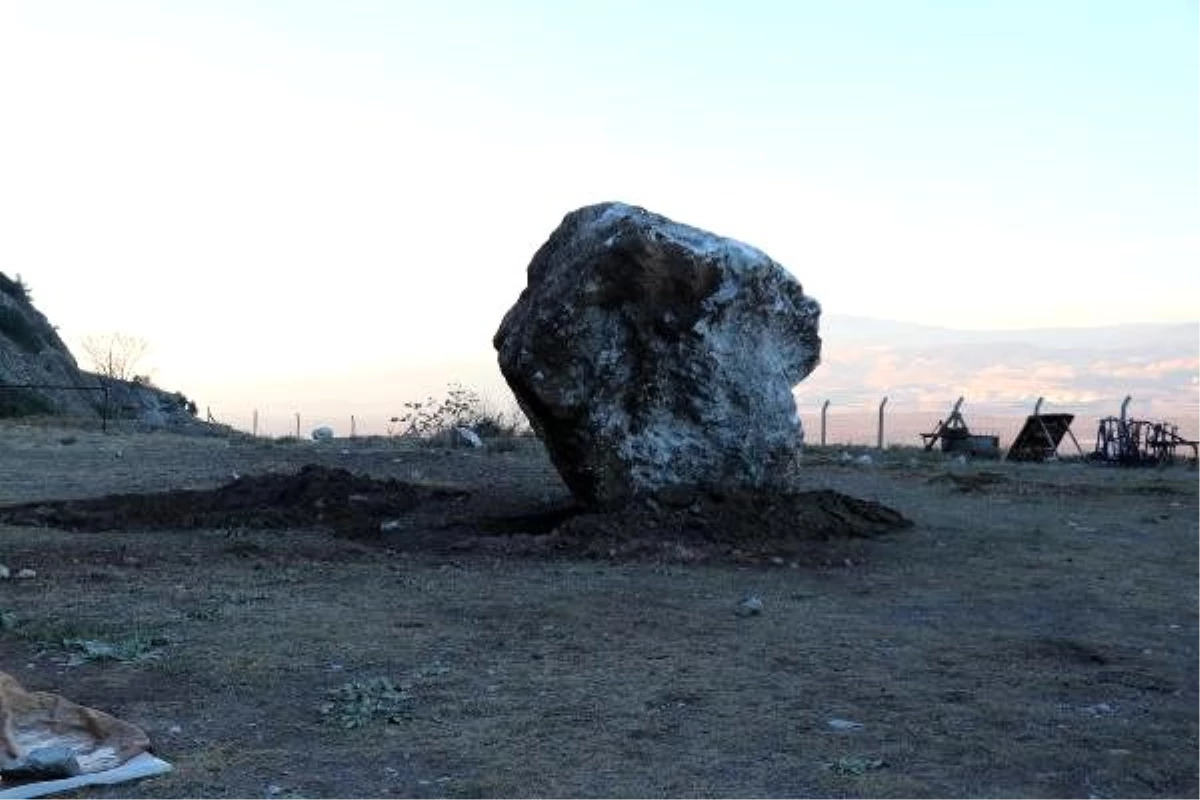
left=920, top=397, right=1000, bottom=458
left=1005, top=397, right=1083, bottom=462
left=1090, top=396, right=1198, bottom=467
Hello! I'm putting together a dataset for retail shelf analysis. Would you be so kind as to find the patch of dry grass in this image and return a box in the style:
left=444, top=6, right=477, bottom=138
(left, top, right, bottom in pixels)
left=0, top=429, right=1193, bottom=798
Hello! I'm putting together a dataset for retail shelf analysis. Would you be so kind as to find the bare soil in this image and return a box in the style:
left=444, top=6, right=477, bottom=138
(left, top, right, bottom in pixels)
left=0, top=422, right=1195, bottom=798
left=0, top=463, right=910, bottom=567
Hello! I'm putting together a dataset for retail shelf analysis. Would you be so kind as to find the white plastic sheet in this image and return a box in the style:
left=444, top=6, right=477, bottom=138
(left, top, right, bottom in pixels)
left=0, top=752, right=172, bottom=799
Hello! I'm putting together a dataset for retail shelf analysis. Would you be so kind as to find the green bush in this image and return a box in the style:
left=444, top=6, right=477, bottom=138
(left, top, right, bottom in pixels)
left=0, top=308, right=42, bottom=353
left=170, top=391, right=198, bottom=416
left=319, top=677, right=411, bottom=729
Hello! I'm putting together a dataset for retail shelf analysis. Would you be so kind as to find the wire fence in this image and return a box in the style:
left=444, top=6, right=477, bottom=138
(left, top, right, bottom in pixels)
left=202, top=394, right=1200, bottom=453
left=203, top=408, right=376, bottom=440
left=0, top=382, right=112, bottom=430
left=796, top=396, right=1199, bottom=452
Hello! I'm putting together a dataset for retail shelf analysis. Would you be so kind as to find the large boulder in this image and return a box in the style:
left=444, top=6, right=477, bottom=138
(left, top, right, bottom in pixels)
left=494, top=202, right=822, bottom=508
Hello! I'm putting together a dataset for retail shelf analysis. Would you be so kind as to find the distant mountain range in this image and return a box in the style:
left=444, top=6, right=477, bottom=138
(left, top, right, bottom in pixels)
left=796, top=314, right=1198, bottom=422
left=191, top=312, right=1200, bottom=442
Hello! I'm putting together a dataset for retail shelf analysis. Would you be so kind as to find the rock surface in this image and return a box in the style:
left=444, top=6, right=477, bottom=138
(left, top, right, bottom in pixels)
left=494, top=202, right=822, bottom=507
left=0, top=272, right=218, bottom=432
left=0, top=273, right=95, bottom=416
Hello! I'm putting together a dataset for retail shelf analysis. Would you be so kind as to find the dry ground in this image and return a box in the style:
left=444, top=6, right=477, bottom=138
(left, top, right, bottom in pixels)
left=0, top=420, right=1196, bottom=798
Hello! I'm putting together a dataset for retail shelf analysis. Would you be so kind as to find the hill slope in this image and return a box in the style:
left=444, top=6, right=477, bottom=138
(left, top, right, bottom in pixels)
left=0, top=272, right=205, bottom=429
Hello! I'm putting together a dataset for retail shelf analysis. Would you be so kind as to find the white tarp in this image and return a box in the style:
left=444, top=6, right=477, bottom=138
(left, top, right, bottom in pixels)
left=0, top=671, right=171, bottom=798
left=0, top=752, right=172, bottom=799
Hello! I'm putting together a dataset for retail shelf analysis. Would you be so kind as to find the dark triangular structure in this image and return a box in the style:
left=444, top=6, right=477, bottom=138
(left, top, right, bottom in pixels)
left=1006, top=412, right=1080, bottom=462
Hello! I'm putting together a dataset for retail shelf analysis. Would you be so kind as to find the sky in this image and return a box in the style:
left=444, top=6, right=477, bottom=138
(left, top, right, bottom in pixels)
left=0, top=1, right=1197, bottom=433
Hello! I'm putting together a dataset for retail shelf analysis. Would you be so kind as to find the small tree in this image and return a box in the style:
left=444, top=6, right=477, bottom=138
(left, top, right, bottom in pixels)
left=81, top=332, right=150, bottom=382
left=388, top=384, right=526, bottom=439
left=388, top=384, right=483, bottom=437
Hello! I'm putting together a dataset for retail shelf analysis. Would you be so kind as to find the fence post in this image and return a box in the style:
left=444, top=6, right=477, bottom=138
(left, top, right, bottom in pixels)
left=820, top=400, right=829, bottom=446
left=877, top=396, right=889, bottom=449
left=350, top=415, right=357, bottom=439
left=252, top=409, right=258, bottom=438
left=295, top=413, right=301, bottom=439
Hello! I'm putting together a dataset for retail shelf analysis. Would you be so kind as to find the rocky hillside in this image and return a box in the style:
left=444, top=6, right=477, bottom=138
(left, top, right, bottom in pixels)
left=0, top=272, right=212, bottom=431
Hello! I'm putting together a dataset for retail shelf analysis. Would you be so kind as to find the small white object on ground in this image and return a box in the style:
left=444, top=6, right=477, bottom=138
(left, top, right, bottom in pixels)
left=827, top=718, right=865, bottom=731
left=735, top=595, right=763, bottom=616
left=454, top=427, right=483, bottom=448
left=14, top=569, right=35, bottom=580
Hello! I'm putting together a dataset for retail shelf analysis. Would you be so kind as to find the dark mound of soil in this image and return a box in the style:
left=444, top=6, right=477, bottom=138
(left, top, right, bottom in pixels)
left=0, top=467, right=911, bottom=566
left=471, top=487, right=912, bottom=566
left=0, top=464, right=465, bottom=533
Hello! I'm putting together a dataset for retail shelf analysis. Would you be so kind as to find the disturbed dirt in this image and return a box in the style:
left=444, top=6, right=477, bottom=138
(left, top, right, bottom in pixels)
left=526, top=487, right=908, bottom=565
left=0, top=465, right=432, bottom=534
left=0, top=422, right=1195, bottom=799
left=0, top=465, right=910, bottom=566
